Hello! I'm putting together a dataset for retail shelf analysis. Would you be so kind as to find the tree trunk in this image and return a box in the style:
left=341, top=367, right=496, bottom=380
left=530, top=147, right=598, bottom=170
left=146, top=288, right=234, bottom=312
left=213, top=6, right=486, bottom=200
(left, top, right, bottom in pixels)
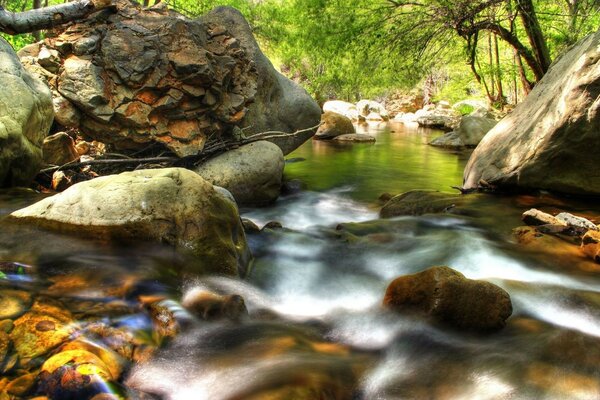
left=0, top=0, right=112, bottom=35
left=513, top=47, right=533, bottom=95
left=493, top=32, right=504, bottom=107
left=516, top=0, right=551, bottom=73
left=32, top=0, right=41, bottom=41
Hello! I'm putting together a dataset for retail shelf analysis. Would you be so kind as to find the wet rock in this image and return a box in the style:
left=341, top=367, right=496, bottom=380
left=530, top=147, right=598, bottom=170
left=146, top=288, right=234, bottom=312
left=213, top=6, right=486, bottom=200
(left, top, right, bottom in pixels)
left=463, top=30, right=600, bottom=195
left=383, top=266, right=512, bottom=331
left=333, top=133, right=376, bottom=143
left=526, top=362, right=600, bottom=399
left=322, top=100, right=360, bottom=121
left=0, top=331, right=10, bottom=366
left=195, top=141, right=284, bottom=206
left=0, top=289, right=32, bottom=319
left=38, top=346, right=122, bottom=400
left=148, top=299, right=194, bottom=340
left=11, top=168, right=251, bottom=276
left=241, top=218, right=260, bottom=234
left=522, top=208, right=566, bottom=226
left=10, top=299, right=74, bottom=362
left=182, top=288, right=248, bottom=321
left=262, top=221, right=283, bottom=230
left=0, top=37, right=53, bottom=187
left=380, top=190, right=468, bottom=218
left=314, top=112, right=355, bottom=140
left=429, top=114, right=496, bottom=148
left=42, top=132, right=80, bottom=166
left=5, top=371, right=37, bottom=396
left=75, top=140, right=91, bottom=156
left=582, top=230, right=600, bottom=262
left=555, top=212, right=598, bottom=231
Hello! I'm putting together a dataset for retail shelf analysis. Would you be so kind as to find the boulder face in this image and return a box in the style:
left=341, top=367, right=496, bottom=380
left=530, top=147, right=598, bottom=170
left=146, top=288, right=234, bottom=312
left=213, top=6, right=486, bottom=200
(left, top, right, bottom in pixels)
left=0, top=37, right=53, bottom=187
left=383, top=266, right=512, bottom=332
left=195, top=140, right=284, bottom=206
left=21, top=1, right=319, bottom=158
left=463, top=30, right=600, bottom=195
left=10, top=168, right=251, bottom=276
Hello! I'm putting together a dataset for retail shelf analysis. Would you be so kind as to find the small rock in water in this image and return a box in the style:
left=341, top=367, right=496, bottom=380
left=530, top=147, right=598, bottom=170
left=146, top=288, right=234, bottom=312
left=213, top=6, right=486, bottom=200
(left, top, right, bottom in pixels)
left=182, top=288, right=248, bottom=321
left=582, top=230, right=600, bottom=263
left=262, top=221, right=283, bottom=230
left=0, top=289, right=32, bottom=320
left=241, top=218, right=260, bottom=234
left=383, top=266, right=512, bottom=332
left=522, top=208, right=565, bottom=227
left=555, top=212, right=598, bottom=231
left=332, top=133, right=376, bottom=143
left=281, top=178, right=306, bottom=195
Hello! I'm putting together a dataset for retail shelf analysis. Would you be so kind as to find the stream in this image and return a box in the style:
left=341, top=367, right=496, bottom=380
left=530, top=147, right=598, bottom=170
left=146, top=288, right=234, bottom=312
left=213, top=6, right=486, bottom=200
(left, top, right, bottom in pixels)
left=1, top=121, right=600, bottom=399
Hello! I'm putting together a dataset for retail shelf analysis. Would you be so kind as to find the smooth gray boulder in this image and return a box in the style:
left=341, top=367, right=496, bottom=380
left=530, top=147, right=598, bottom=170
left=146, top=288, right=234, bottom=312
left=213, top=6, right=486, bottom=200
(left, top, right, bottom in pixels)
left=195, top=141, right=284, bottom=206
left=464, top=30, right=600, bottom=195
left=0, top=37, right=53, bottom=187
left=10, top=168, right=251, bottom=276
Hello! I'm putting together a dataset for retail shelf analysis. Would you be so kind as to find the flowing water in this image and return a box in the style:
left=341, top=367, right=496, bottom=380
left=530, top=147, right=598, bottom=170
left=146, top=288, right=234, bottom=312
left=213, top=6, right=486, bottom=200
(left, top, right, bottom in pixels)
left=1, top=121, right=600, bottom=399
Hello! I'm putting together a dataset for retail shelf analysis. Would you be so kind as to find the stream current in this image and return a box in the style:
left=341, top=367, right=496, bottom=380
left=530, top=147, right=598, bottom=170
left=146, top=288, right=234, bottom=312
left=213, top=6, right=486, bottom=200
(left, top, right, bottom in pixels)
left=1, top=121, right=600, bottom=399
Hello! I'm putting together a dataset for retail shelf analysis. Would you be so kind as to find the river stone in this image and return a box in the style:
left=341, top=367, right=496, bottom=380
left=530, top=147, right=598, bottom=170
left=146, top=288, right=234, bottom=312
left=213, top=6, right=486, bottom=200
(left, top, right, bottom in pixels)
left=555, top=212, right=598, bottom=231
left=0, top=289, right=32, bottom=320
left=380, top=190, right=468, bottom=218
left=21, top=1, right=319, bottom=158
left=182, top=288, right=248, bottom=321
left=333, top=133, right=376, bottom=143
left=323, top=100, right=360, bottom=121
left=383, top=266, right=512, bottom=331
left=42, top=132, right=79, bottom=166
left=10, top=168, right=251, bottom=276
left=463, top=30, right=600, bottom=195
left=522, top=208, right=566, bottom=227
left=356, top=100, right=389, bottom=120
left=195, top=141, right=284, bottom=206
left=0, top=37, right=53, bottom=187
left=314, top=112, right=355, bottom=140
left=429, top=115, right=497, bottom=148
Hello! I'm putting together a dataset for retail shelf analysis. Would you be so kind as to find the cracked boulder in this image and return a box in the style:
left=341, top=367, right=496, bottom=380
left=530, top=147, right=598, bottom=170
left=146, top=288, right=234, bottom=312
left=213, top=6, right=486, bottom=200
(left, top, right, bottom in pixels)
left=20, top=0, right=320, bottom=157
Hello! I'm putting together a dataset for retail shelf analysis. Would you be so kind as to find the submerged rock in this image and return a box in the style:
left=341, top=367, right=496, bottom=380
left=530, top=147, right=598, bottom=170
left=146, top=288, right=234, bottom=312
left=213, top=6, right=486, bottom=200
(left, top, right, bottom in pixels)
left=463, top=30, right=600, bottom=195
left=0, top=37, right=53, bottom=187
left=196, top=141, right=284, bottom=206
left=182, top=288, right=248, bottom=321
left=380, top=190, right=468, bottom=218
left=333, top=133, right=376, bottom=143
left=10, top=168, right=251, bottom=276
left=314, top=111, right=355, bottom=140
left=383, top=266, right=512, bottom=331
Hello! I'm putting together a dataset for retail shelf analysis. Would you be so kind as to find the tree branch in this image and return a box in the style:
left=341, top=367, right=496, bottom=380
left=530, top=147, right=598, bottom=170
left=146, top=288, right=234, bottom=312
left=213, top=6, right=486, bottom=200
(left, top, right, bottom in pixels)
left=0, top=0, right=112, bottom=35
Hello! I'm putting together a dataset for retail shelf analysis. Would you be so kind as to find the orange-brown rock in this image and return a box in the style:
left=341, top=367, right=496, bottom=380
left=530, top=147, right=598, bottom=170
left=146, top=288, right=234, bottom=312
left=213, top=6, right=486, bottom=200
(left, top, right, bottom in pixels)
left=314, top=112, right=355, bottom=140
left=582, top=230, right=600, bottom=263
left=383, top=266, right=512, bottom=331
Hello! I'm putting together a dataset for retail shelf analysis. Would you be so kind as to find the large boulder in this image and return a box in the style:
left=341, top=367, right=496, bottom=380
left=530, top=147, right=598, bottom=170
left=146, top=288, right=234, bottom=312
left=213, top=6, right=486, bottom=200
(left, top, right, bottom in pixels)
left=0, top=37, right=53, bottom=187
left=9, top=168, right=251, bottom=276
left=463, top=31, right=600, bottom=195
left=20, top=1, right=319, bottom=158
left=383, top=266, right=512, bottom=331
left=314, top=111, right=355, bottom=140
left=195, top=141, right=284, bottom=206
left=429, top=114, right=497, bottom=148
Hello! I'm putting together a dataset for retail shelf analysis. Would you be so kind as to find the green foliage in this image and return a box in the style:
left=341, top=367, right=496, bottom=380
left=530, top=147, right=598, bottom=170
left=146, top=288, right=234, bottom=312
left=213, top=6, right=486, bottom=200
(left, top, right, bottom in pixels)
left=0, top=32, right=35, bottom=50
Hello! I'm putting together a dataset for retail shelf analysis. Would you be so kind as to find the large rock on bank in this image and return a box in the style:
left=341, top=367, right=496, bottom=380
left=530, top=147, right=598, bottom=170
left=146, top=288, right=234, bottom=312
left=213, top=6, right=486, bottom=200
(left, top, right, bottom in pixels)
left=20, top=0, right=319, bottom=157
left=383, top=266, right=512, bottom=331
left=463, top=30, right=600, bottom=195
left=314, top=111, right=355, bottom=140
left=195, top=141, right=284, bottom=206
left=0, top=37, right=53, bottom=187
left=10, top=168, right=251, bottom=276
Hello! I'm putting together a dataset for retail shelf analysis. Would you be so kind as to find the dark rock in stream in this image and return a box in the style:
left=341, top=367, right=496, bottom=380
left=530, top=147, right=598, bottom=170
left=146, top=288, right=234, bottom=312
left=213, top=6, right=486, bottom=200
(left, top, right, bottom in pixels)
left=383, top=266, right=512, bottom=332
left=582, top=230, right=600, bottom=263
left=182, top=288, right=248, bottom=321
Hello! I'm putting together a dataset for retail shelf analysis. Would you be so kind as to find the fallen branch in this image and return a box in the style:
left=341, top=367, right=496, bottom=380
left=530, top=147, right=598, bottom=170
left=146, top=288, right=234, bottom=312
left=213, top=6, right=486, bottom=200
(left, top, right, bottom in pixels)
left=40, top=156, right=177, bottom=174
left=0, top=0, right=113, bottom=35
